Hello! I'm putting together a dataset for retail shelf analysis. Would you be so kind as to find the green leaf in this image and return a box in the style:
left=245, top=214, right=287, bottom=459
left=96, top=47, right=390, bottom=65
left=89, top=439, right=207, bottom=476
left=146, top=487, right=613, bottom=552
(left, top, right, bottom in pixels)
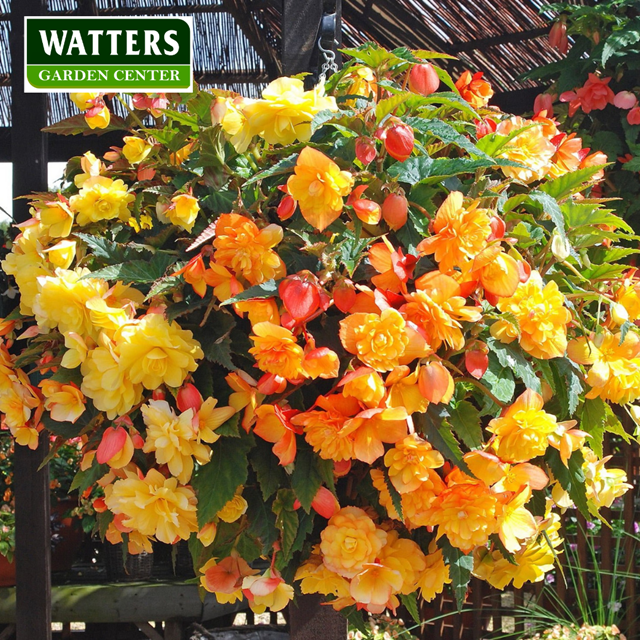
left=447, top=400, right=483, bottom=449
left=221, top=279, right=282, bottom=305
left=272, top=488, right=299, bottom=561
left=540, top=165, right=608, bottom=200
left=195, top=310, right=237, bottom=370
left=216, top=413, right=240, bottom=438
left=487, top=338, right=540, bottom=393
left=70, top=459, right=108, bottom=494
left=387, top=156, right=434, bottom=185
left=580, top=397, right=606, bottom=458
left=192, top=433, right=253, bottom=527
left=399, top=593, right=421, bottom=625
left=407, top=117, right=490, bottom=159
left=291, top=446, right=323, bottom=513
left=43, top=113, right=128, bottom=136
left=196, top=126, right=225, bottom=169
left=41, top=403, right=99, bottom=440
left=243, top=154, right=298, bottom=186
left=416, top=407, right=466, bottom=469
left=602, top=18, right=640, bottom=65
left=160, top=109, right=199, bottom=129
left=383, top=468, right=404, bottom=522
left=245, top=487, right=279, bottom=553
left=529, top=191, right=566, bottom=241
left=187, top=91, right=214, bottom=124
left=603, top=403, right=632, bottom=444
left=421, top=89, right=478, bottom=117
left=85, top=251, right=178, bottom=284
left=547, top=448, right=589, bottom=517
left=250, top=440, right=287, bottom=501
left=74, top=233, right=151, bottom=265
left=439, top=538, right=473, bottom=610
left=482, top=353, right=516, bottom=404
left=376, top=92, right=411, bottom=122
left=554, top=358, right=583, bottom=417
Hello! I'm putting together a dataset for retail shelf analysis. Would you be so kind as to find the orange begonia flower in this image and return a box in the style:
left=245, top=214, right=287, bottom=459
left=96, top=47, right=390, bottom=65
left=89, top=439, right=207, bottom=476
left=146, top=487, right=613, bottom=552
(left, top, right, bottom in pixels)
left=213, top=213, right=285, bottom=285
left=254, top=404, right=301, bottom=466
left=249, top=321, right=306, bottom=381
left=225, top=371, right=263, bottom=432
left=286, top=147, right=354, bottom=231
left=455, top=71, right=493, bottom=109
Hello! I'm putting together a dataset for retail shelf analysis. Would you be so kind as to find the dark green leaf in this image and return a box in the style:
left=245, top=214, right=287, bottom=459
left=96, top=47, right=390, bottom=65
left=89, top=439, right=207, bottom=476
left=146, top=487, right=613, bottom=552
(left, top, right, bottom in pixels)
left=388, top=156, right=434, bottom=185
left=399, top=593, right=421, bottom=625
left=85, top=251, right=178, bottom=284
left=487, top=338, right=540, bottom=393
left=192, top=433, right=253, bottom=527
left=245, top=488, right=279, bottom=553
left=416, top=407, right=466, bottom=469
left=216, top=413, right=240, bottom=438
left=376, top=92, right=411, bottom=122
left=482, top=353, right=516, bottom=403
left=439, top=538, right=473, bottom=610
left=273, top=488, right=299, bottom=561
left=244, top=154, right=298, bottom=186
left=74, top=233, right=151, bottom=265
left=407, top=117, right=490, bottom=159
left=71, top=459, right=108, bottom=494
left=221, top=279, right=282, bottom=305
left=554, top=358, right=583, bottom=417
left=250, top=440, right=287, bottom=501
left=43, top=113, right=128, bottom=136
left=291, top=446, right=323, bottom=513
left=447, top=400, right=483, bottom=449
left=383, top=468, right=404, bottom=522
left=546, top=448, right=589, bottom=517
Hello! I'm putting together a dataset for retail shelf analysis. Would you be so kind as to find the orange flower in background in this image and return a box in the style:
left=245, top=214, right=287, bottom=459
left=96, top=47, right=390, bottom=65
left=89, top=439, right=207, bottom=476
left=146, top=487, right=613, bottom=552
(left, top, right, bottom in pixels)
left=405, top=271, right=481, bottom=351
left=213, top=214, right=285, bottom=285
left=286, top=147, right=354, bottom=231
left=368, top=239, right=417, bottom=293
left=417, top=192, right=491, bottom=272
left=576, top=74, right=615, bottom=113
left=492, top=271, right=570, bottom=359
left=455, top=71, right=494, bottom=109
left=249, top=321, right=305, bottom=380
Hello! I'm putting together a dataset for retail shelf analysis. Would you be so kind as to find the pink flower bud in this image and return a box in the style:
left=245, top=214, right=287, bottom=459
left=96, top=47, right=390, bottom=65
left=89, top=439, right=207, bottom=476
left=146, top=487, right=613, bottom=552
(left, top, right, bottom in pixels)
left=408, top=63, right=440, bottom=96
left=549, top=21, right=568, bottom=54
left=533, top=93, right=556, bottom=117
left=382, top=193, right=408, bottom=230
left=627, top=106, right=640, bottom=125
left=385, top=123, right=414, bottom=162
left=614, top=91, right=638, bottom=110
left=177, top=383, right=203, bottom=413
left=355, top=137, right=377, bottom=165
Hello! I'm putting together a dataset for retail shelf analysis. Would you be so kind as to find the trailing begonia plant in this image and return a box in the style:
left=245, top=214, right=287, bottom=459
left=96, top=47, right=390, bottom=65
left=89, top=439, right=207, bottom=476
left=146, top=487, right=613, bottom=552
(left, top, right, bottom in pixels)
left=0, top=43, right=636, bottom=623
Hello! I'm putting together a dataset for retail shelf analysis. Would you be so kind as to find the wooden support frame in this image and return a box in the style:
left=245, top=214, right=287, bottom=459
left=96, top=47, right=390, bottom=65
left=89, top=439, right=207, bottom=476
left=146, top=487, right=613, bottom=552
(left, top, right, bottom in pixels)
left=9, top=2, right=51, bottom=640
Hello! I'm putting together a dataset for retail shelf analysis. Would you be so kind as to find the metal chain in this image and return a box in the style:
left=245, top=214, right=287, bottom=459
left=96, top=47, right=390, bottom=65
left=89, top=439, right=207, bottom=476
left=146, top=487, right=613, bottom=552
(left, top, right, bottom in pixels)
left=317, top=36, right=339, bottom=84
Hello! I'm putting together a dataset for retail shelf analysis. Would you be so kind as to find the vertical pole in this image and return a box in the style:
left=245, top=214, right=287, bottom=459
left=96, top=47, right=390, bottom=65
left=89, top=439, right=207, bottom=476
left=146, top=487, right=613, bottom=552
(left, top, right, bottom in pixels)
left=10, top=1, right=52, bottom=640
left=282, top=0, right=323, bottom=76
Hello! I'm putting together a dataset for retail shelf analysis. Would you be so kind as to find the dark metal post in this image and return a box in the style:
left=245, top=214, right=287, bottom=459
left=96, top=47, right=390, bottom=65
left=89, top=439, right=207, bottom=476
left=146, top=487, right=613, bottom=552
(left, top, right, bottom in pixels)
left=289, top=594, right=347, bottom=640
left=10, top=1, right=52, bottom=639
left=282, top=0, right=324, bottom=76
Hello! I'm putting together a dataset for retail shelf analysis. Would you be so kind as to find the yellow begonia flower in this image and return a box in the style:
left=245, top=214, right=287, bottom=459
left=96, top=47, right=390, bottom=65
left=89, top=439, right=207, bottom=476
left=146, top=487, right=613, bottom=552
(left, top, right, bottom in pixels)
left=70, top=92, right=100, bottom=111
left=40, top=379, right=86, bottom=424
left=287, top=147, right=354, bottom=231
left=216, top=492, right=248, bottom=523
left=104, top=469, right=198, bottom=544
left=122, top=136, right=153, bottom=164
left=39, top=202, right=74, bottom=238
left=115, top=312, right=203, bottom=390
left=69, top=176, right=135, bottom=226
left=242, top=570, right=294, bottom=613
left=141, top=400, right=210, bottom=484
left=384, top=433, right=444, bottom=494
left=167, top=194, right=200, bottom=233
left=417, top=542, right=451, bottom=602
left=341, top=367, right=385, bottom=408
left=85, top=105, right=110, bottom=130
left=492, top=270, right=570, bottom=360
left=249, top=321, right=305, bottom=381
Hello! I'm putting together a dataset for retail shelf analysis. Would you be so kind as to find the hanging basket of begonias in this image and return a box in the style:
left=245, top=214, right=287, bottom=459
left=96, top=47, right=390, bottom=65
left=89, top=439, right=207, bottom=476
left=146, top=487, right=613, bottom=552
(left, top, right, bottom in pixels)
left=0, top=43, right=635, bottom=621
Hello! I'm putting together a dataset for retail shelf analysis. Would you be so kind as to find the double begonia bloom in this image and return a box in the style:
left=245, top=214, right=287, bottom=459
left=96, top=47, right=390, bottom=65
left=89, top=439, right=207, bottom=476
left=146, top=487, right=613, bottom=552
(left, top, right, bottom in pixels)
left=368, top=239, right=417, bottom=293
left=39, top=202, right=74, bottom=238
left=242, top=569, right=295, bottom=613
left=320, top=506, right=387, bottom=578
left=287, top=147, right=354, bottom=231
left=384, top=433, right=444, bottom=494
left=455, top=71, right=493, bottom=109
left=242, top=77, right=337, bottom=148
left=417, top=191, right=491, bottom=272
left=339, top=308, right=429, bottom=372
left=417, top=543, right=451, bottom=602
left=582, top=448, right=632, bottom=509
left=217, top=492, right=249, bottom=523
left=576, top=74, right=615, bottom=113
left=69, top=176, right=135, bottom=226
left=122, top=136, right=153, bottom=165
left=568, top=331, right=640, bottom=405
left=249, top=322, right=305, bottom=381
left=404, top=271, right=481, bottom=351
left=492, top=271, right=570, bottom=359
left=425, top=469, right=498, bottom=553
left=341, top=367, right=386, bottom=408
left=141, top=400, right=211, bottom=484
left=213, top=213, right=285, bottom=285
left=104, top=468, right=198, bottom=544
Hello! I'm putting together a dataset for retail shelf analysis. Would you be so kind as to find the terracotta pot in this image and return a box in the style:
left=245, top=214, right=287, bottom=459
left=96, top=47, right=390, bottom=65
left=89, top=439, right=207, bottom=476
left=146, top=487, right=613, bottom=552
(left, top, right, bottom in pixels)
left=0, top=553, right=15, bottom=587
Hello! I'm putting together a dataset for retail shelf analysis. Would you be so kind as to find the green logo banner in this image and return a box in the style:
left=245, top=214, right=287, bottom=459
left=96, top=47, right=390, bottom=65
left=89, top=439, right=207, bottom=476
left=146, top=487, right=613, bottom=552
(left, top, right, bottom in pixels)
left=25, top=16, right=193, bottom=92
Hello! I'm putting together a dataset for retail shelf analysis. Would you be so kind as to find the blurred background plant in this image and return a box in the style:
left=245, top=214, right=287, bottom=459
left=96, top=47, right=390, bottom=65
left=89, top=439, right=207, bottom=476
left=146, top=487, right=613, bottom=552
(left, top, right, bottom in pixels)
left=528, top=0, right=640, bottom=224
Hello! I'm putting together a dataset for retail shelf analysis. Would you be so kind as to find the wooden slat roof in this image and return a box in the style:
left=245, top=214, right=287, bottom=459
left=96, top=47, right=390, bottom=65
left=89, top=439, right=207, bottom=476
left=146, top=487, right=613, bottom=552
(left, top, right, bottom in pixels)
left=0, top=0, right=568, bottom=128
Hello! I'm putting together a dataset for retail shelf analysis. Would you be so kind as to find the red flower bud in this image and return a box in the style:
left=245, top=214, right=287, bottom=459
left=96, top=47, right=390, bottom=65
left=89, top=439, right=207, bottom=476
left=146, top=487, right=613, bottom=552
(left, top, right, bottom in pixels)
left=384, top=123, right=414, bottom=162
left=131, top=433, right=145, bottom=449
left=311, top=487, right=340, bottom=519
left=517, top=260, right=531, bottom=283
left=257, top=372, right=287, bottom=395
left=549, top=21, right=568, bottom=54
left=96, top=426, right=127, bottom=465
left=408, top=63, right=440, bottom=96
left=382, top=193, right=408, bottom=230
left=279, top=272, right=329, bottom=321
left=465, top=345, right=489, bottom=380
left=177, top=383, right=203, bottom=413
left=355, top=137, right=377, bottom=165
left=333, top=459, right=352, bottom=477
left=333, top=278, right=357, bottom=313
left=277, top=194, right=296, bottom=221
left=418, top=362, right=454, bottom=404
left=475, top=118, right=497, bottom=139
left=152, top=387, right=166, bottom=401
